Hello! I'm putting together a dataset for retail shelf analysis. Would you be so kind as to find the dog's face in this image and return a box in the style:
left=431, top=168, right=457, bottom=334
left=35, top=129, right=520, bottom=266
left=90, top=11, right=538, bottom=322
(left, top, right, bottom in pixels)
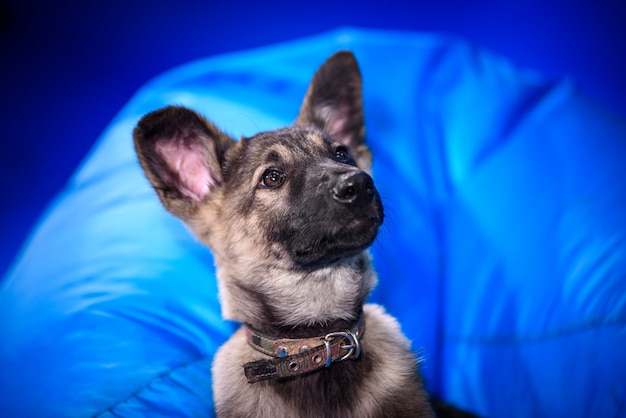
left=221, top=125, right=383, bottom=268
left=134, top=52, right=382, bottom=327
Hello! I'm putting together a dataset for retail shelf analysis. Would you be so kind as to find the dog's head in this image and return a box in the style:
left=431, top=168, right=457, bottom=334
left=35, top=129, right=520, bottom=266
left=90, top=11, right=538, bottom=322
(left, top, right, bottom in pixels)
left=134, top=52, right=382, bottom=327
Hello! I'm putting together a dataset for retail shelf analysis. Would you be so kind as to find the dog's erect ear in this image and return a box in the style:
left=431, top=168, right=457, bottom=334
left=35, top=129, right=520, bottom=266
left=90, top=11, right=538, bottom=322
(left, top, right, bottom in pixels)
left=133, top=106, right=235, bottom=219
left=296, top=51, right=366, bottom=151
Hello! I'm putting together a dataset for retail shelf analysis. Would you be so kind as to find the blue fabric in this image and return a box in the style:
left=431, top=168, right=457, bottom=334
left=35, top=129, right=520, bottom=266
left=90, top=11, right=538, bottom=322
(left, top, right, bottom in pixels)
left=1, top=28, right=625, bottom=417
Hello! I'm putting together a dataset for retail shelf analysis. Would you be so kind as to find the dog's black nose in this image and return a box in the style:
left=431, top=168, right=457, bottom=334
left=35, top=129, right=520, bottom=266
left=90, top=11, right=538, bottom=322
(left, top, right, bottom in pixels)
left=333, top=172, right=376, bottom=206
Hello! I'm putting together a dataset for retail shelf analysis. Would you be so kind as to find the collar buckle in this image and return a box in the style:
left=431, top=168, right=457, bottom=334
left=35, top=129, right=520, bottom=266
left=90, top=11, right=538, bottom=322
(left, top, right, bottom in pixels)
left=323, top=330, right=361, bottom=367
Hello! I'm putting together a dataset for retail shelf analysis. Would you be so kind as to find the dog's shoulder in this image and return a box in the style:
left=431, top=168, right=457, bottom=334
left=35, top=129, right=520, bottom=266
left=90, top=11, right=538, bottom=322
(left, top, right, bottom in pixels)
left=212, top=327, right=296, bottom=417
left=355, top=303, right=433, bottom=417
left=362, top=303, right=412, bottom=347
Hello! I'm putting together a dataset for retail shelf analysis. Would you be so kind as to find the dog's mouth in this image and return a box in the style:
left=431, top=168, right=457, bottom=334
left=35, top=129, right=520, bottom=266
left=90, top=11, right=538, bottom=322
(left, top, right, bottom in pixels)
left=291, top=212, right=383, bottom=268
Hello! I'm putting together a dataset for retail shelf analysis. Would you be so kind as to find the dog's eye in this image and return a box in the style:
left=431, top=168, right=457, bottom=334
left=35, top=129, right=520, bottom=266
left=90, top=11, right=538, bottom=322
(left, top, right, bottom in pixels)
left=334, top=146, right=356, bottom=166
left=260, top=168, right=286, bottom=188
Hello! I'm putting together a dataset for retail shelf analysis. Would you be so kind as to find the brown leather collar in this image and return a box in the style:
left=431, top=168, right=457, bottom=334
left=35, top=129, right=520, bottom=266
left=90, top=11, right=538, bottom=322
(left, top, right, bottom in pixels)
left=243, top=313, right=365, bottom=383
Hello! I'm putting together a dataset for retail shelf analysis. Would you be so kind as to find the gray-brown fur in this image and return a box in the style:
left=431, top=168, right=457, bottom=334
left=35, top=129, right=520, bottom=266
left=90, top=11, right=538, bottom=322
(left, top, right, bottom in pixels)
left=133, top=51, right=434, bottom=417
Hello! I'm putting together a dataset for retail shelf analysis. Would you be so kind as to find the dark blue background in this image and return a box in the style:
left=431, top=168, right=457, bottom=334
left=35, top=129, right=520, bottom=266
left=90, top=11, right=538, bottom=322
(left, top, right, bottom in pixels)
left=1, top=0, right=625, bottom=277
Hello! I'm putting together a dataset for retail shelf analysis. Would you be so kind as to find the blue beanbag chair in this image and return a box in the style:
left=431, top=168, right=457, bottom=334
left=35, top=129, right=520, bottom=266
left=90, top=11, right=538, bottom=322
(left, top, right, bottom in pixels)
left=1, top=28, right=625, bottom=417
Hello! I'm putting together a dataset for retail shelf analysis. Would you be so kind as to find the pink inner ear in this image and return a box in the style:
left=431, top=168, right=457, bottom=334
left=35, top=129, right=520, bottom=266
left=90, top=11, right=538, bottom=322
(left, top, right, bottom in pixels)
left=157, top=140, right=217, bottom=202
left=316, top=103, right=352, bottom=146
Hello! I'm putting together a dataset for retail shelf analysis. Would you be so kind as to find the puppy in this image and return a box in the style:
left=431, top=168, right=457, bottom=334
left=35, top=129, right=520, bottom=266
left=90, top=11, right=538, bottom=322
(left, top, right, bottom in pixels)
left=134, top=51, right=434, bottom=417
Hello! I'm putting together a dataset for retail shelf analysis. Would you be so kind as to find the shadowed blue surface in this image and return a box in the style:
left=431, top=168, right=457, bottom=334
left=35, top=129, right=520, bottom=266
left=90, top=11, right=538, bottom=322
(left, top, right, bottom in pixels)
left=1, top=28, right=625, bottom=417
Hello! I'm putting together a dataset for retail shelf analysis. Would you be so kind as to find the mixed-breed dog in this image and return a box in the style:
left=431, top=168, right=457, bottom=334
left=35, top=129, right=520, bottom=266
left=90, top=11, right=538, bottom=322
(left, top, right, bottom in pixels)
left=134, top=52, right=473, bottom=417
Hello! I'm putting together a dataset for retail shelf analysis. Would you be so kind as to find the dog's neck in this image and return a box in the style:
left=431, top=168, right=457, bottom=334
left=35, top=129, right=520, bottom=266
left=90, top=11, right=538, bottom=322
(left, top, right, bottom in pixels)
left=216, top=251, right=377, bottom=338
left=248, top=311, right=363, bottom=340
